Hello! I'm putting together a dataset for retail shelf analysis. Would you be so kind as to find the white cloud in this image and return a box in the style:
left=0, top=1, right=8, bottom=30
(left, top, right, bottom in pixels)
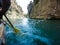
left=16, top=0, right=33, bottom=14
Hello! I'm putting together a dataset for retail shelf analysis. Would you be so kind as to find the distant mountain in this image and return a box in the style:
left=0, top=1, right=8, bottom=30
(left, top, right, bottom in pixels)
left=6, top=0, right=24, bottom=19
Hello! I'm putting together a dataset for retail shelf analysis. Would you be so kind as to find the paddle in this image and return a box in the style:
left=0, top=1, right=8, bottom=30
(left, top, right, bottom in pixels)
left=4, top=14, right=21, bottom=34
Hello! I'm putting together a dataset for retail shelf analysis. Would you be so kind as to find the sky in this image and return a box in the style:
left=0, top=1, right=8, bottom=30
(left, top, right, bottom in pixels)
left=16, top=0, right=33, bottom=14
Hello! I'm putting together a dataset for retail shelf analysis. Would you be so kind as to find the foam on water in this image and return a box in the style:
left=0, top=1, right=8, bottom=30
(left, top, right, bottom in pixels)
left=5, top=23, right=52, bottom=45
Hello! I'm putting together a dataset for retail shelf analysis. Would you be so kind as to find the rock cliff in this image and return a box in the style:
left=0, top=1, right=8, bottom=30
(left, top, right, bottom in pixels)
left=30, top=0, right=60, bottom=19
left=6, top=0, right=24, bottom=19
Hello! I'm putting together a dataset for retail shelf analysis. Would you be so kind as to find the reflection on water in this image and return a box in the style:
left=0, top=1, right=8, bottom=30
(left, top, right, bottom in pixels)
left=5, top=18, right=60, bottom=45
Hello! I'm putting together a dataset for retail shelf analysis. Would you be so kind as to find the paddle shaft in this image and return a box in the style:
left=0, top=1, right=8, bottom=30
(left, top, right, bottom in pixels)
left=4, top=14, right=15, bottom=30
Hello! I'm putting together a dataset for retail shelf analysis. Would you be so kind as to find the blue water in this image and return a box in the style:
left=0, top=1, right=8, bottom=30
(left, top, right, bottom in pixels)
left=5, top=18, right=60, bottom=45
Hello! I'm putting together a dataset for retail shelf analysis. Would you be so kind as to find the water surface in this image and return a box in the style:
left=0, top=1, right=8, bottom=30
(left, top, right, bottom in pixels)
left=5, top=18, right=60, bottom=45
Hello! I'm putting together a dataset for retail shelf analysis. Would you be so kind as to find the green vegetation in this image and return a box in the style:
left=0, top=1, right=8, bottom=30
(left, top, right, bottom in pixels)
left=34, top=0, right=39, bottom=5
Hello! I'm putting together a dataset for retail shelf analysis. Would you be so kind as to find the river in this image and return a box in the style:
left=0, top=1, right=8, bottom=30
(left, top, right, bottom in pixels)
left=5, top=18, right=60, bottom=45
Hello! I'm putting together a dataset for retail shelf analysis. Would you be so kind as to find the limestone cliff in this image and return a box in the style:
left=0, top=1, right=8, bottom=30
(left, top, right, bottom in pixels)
left=30, top=0, right=60, bottom=19
left=6, top=0, right=24, bottom=19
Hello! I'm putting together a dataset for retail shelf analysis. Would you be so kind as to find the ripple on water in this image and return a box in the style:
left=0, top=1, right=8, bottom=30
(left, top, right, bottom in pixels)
left=5, top=18, right=56, bottom=45
left=5, top=29, right=52, bottom=45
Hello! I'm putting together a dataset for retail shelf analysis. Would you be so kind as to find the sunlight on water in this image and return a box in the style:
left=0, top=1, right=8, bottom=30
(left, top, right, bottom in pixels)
left=21, top=18, right=28, bottom=26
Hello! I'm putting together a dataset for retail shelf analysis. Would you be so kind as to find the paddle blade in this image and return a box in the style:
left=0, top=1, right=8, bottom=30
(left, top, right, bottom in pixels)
left=14, top=27, right=22, bottom=34
left=7, top=23, right=22, bottom=34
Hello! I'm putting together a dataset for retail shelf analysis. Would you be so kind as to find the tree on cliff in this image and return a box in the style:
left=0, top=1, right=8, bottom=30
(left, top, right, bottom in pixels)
left=34, top=0, right=39, bottom=5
